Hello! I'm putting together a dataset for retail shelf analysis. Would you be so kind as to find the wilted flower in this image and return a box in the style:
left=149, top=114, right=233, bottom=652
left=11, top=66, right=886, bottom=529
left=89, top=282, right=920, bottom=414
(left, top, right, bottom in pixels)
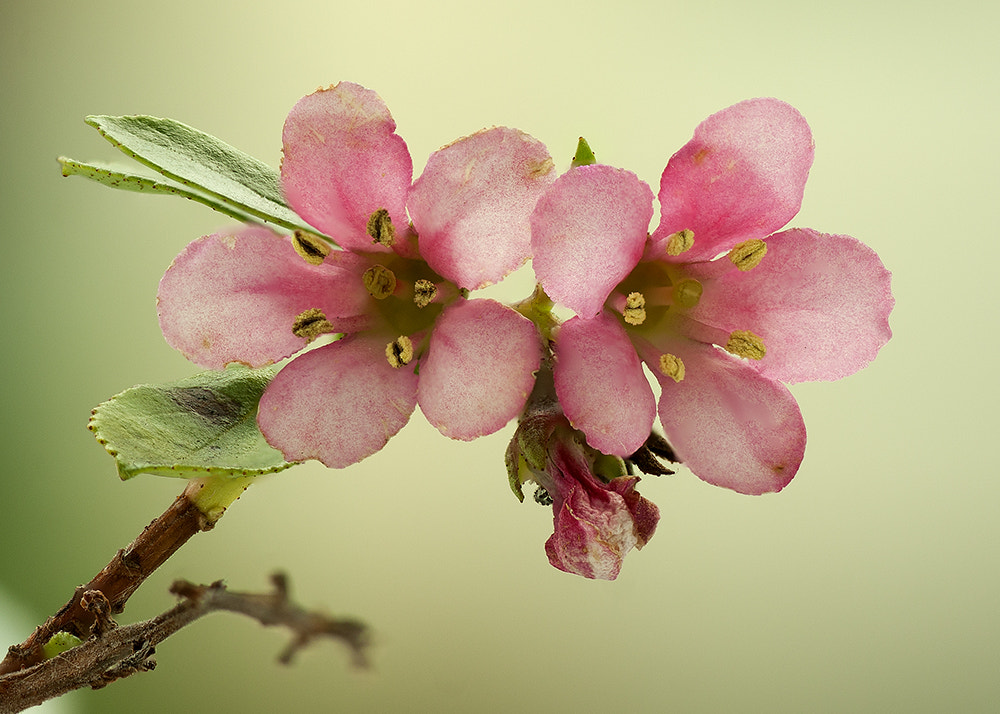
left=531, top=99, right=894, bottom=494
left=158, top=82, right=555, bottom=467
left=506, top=363, right=659, bottom=580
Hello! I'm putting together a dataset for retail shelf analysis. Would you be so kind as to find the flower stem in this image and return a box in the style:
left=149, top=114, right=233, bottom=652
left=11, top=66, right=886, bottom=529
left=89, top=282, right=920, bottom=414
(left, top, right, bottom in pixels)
left=0, top=480, right=220, bottom=676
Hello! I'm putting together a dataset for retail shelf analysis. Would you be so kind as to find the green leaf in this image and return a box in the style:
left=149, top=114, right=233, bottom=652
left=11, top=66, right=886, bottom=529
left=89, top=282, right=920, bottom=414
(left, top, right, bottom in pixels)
left=58, top=157, right=258, bottom=223
left=84, top=114, right=322, bottom=236
left=89, top=365, right=295, bottom=481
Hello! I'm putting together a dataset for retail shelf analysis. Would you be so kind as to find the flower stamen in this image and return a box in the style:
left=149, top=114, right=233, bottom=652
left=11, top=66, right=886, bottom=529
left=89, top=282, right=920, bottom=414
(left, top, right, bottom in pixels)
left=728, top=239, right=767, bottom=271
left=363, top=264, right=397, bottom=299
left=292, top=308, right=335, bottom=342
left=725, top=330, right=766, bottom=360
left=658, top=353, right=685, bottom=382
left=413, top=279, right=438, bottom=308
left=665, top=229, right=695, bottom=256
left=366, top=208, right=396, bottom=247
left=385, top=335, right=414, bottom=368
left=291, top=230, right=331, bottom=265
left=623, top=292, right=646, bottom=325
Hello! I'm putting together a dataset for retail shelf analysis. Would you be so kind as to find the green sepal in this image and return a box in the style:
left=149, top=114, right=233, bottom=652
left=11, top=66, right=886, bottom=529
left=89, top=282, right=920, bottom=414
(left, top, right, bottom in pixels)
left=571, top=137, right=597, bottom=167
left=58, top=157, right=258, bottom=223
left=82, top=115, right=324, bottom=238
left=504, top=438, right=527, bottom=503
left=89, top=364, right=295, bottom=481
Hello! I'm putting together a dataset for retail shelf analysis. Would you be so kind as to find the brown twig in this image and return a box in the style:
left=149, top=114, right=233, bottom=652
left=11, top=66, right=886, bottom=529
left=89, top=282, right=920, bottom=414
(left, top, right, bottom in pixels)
left=0, top=575, right=369, bottom=713
left=0, top=481, right=213, bottom=677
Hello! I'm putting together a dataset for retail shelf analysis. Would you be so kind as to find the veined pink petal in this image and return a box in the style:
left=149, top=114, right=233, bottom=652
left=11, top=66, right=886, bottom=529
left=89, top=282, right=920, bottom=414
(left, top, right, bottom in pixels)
left=638, top=337, right=806, bottom=495
left=157, top=226, right=372, bottom=369
left=690, top=228, right=894, bottom=383
left=554, top=313, right=656, bottom=456
left=257, top=334, right=418, bottom=468
left=418, top=299, right=541, bottom=440
left=546, top=496, right=629, bottom=580
left=281, top=82, right=412, bottom=252
left=652, top=98, right=814, bottom=262
left=532, top=165, right=653, bottom=318
left=409, top=127, right=556, bottom=289
left=543, top=442, right=657, bottom=580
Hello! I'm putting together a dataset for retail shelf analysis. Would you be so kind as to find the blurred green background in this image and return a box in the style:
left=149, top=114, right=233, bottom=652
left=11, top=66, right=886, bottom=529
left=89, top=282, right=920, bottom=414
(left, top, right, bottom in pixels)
left=2, top=0, right=997, bottom=711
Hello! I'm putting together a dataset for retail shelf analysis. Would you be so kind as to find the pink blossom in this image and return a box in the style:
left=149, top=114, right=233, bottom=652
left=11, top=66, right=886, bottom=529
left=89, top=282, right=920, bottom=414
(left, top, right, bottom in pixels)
left=506, top=388, right=659, bottom=580
left=531, top=99, right=894, bottom=495
left=158, top=82, right=556, bottom=467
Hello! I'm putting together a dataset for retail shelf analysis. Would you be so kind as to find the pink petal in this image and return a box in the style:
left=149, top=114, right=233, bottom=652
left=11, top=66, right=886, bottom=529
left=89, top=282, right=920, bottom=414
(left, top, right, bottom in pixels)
left=546, top=496, right=629, bottom=580
left=418, top=299, right=541, bottom=440
left=637, top=337, right=806, bottom=495
left=690, top=228, right=894, bottom=383
left=532, top=165, right=653, bottom=318
left=543, top=442, right=658, bottom=580
left=281, top=82, right=412, bottom=252
left=157, top=226, right=373, bottom=369
left=409, top=127, right=556, bottom=289
left=554, top=313, right=656, bottom=456
left=257, top=334, right=418, bottom=468
left=652, top=98, right=814, bottom=262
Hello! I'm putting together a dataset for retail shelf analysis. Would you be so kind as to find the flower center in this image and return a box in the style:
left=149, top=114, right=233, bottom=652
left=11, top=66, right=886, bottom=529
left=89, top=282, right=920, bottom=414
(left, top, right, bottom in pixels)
left=606, top=230, right=771, bottom=376
left=356, top=254, right=466, bottom=355
left=610, top=258, right=704, bottom=332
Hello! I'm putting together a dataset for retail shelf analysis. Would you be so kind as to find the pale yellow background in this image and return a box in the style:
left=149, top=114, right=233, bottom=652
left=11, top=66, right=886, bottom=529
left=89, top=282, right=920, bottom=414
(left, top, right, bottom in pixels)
left=2, top=0, right=997, bottom=712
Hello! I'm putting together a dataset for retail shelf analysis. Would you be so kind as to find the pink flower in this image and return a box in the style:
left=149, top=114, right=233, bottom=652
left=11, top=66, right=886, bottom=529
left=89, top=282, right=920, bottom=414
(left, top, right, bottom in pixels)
left=158, top=82, right=556, bottom=467
left=506, top=378, right=659, bottom=580
left=531, top=98, right=894, bottom=495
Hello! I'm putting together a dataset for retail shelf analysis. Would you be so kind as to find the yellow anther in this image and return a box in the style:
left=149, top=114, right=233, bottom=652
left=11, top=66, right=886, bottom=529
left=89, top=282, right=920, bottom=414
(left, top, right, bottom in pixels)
left=413, top=279, right=438, bottom=308
left=366, top=208, right=396, bottom=247
left=725, top=330, right=766, bottom=360
left=291, top=230, right=331, bottom=265
left=672, top=279, right=703, bottom=308
left=658, top=353, right=685, bottom=383
left=292, top=308, right=335, bottom=342
left=665, top=229, right=695, bottom=256
left=728, top=239, right=767, bottom=271
left=363, top=264, right=397, bottom=299
left=623, top=291, right=646, bottom=326
left=386, top=336, right=414, bottom=368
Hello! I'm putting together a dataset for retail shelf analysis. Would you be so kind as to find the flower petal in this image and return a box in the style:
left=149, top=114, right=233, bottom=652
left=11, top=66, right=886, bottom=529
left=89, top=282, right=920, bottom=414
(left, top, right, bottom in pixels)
left=691, top=228, right=894, bottom=383
left=638, top=337, right=806, bottom=495
left=532, top=165, right=653, bottom=318
left=281, top=82, right=412, bottom=252
left=418, top=299, right=541, bottom=440
left=157, top=226, right=372, bottom=369
left=554, top=313, right=656, bottom=456
left=544, top=443, right=656, bottom=581
left=257, top=334, right=418, bottom=468
left=409, top=127, right=556, bottom=289
left=652, top=98, right=814, bottom=262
